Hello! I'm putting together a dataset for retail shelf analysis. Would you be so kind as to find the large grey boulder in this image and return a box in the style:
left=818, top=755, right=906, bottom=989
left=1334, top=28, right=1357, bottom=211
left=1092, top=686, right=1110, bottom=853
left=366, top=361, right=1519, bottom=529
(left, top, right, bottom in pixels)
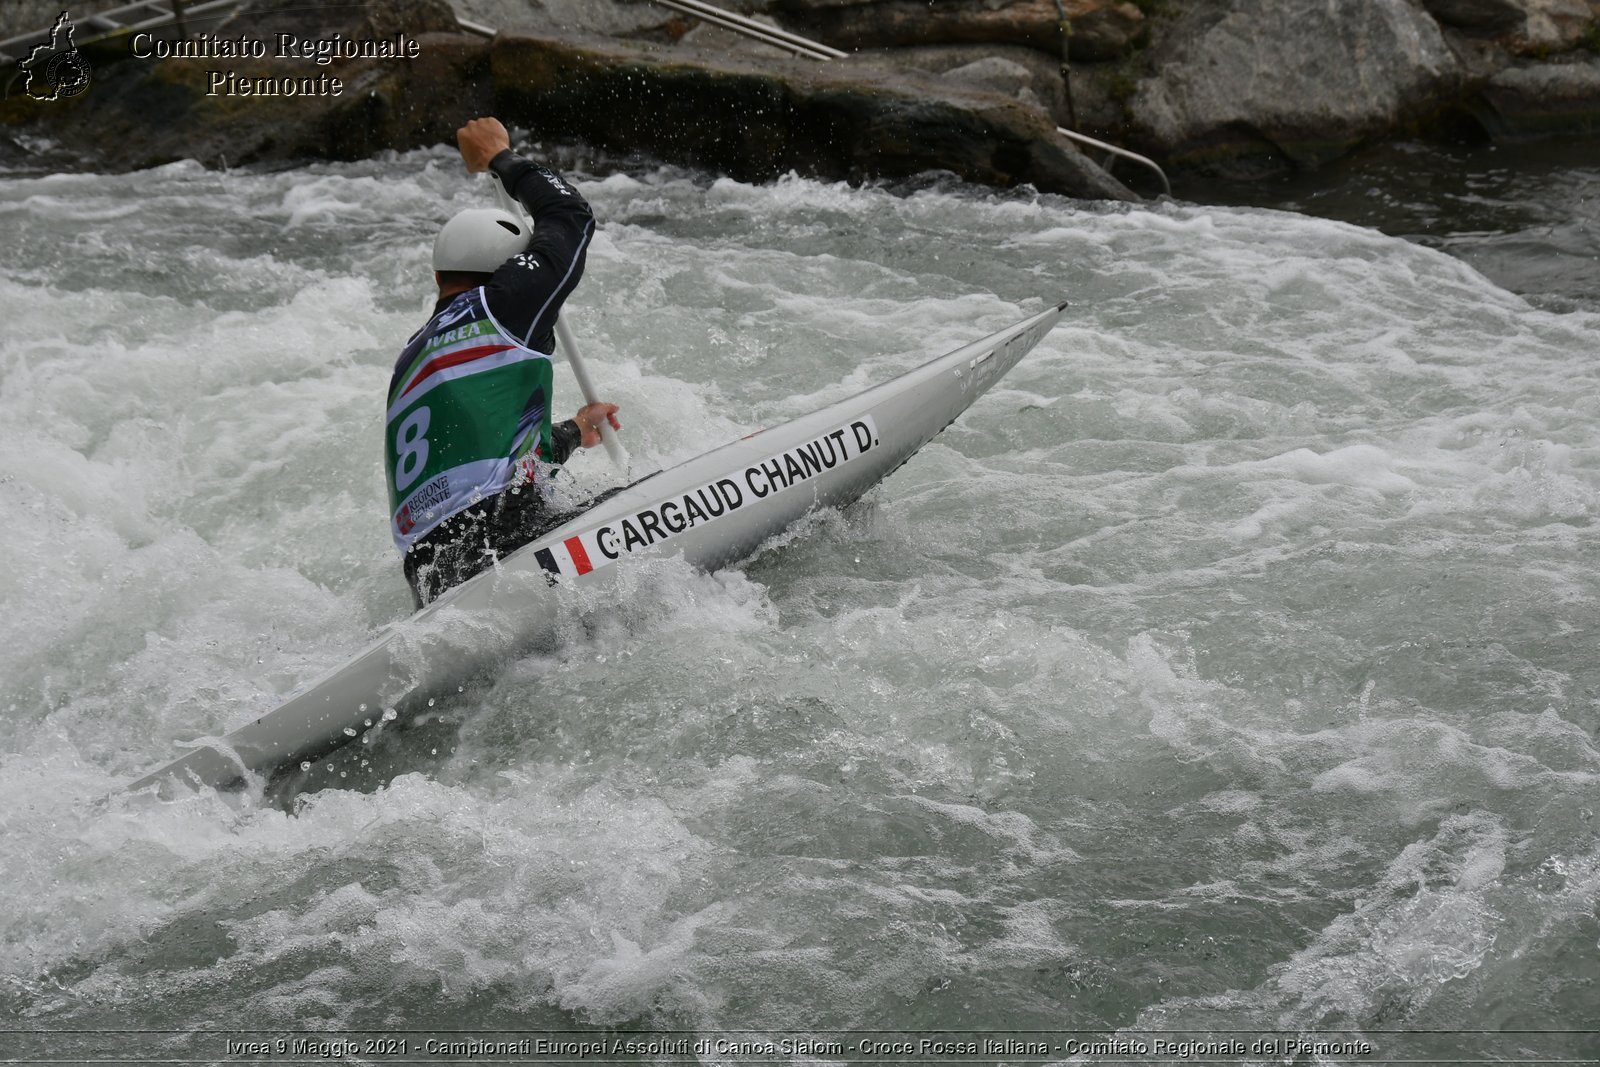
left=489, top=31, right=1138, bottom=199
left=1130, top=0, right=1461, bottom=170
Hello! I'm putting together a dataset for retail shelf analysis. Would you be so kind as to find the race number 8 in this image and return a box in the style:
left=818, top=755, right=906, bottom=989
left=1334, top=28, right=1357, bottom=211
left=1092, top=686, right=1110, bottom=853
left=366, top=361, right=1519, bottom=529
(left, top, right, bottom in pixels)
left=394, top=406, right=431, bottom=491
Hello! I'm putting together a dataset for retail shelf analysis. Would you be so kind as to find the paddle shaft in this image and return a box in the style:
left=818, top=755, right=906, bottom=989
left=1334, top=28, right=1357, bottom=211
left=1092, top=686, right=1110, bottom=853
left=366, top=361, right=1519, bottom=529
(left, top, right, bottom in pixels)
left=553, top=315, right=625, bottom=467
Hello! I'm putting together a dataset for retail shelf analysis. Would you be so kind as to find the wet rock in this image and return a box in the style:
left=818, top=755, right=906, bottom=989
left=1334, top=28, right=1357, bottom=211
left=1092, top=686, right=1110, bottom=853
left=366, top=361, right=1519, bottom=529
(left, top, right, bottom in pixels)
left=1476, top=55, right=1600, bottom=134
left=871, top=44, right=1071, bottom=123
left=1428, top=0, right=1596, bottom=50
left=1130, top=0, right=1461, bottom=172
left=943, top=56, right=1036, bottom=94
left=0, top=0, right=76, bottom=41
left=450, top=0, right=682, bottom=38
left=220, top=0, right=459, bottom=37
left=676, top=14, right=801, bottom=59
left=769, top=0, right=1144, bottom=61
left=0, top=0, right=1133, bottom=201
left=1423, top=0, right=1531, bottom=34
left=943, top=57, right=1053, bottom=117
left=489, top=30, right=1135, bottom=199
left=8, top=0, right=1589, bottom=194
left=1065, top=1, right=1146, bottom=60
left=1509, top=0, right=1596, bottom=54
left=0, top=0, right=480, bottom=171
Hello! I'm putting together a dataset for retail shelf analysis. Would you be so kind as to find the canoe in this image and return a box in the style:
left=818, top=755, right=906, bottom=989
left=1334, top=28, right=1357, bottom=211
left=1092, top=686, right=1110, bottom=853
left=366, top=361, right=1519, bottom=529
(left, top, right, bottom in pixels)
left=126, top=301, right=1066, bottom=794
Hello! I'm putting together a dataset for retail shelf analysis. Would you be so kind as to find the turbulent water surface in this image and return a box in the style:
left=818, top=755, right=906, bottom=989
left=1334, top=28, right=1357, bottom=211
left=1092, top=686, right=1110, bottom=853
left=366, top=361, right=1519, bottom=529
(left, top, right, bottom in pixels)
left=1, top=147, right=1598, bottom=1061
left=1191, top=138, right=1600, bottom=315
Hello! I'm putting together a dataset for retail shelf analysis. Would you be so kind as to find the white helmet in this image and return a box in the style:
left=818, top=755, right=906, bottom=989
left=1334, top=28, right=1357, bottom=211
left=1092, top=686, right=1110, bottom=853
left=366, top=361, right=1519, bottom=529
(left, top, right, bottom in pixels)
left=432, top=207, right=529, bottom=273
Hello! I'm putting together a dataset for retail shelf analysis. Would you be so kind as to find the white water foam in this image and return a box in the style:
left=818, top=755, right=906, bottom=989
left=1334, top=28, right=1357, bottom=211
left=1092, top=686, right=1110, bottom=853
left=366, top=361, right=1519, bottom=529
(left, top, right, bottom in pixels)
left=2, top=153, right=1597, bottom=1049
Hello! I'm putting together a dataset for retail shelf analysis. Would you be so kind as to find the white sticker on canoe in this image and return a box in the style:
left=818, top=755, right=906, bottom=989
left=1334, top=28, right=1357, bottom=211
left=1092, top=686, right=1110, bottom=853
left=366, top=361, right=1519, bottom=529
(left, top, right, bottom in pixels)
left=538, top=416, right=880, bottom=577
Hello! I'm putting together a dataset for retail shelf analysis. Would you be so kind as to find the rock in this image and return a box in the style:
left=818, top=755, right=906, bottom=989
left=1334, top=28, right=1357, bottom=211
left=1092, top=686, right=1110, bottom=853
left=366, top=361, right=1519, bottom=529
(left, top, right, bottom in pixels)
left=1130, top=0, right=1461, bottom=171
left=676, top=14, right=799, bottom=59
left=0, top=1, right=1136, bottom=202
left=1066, top=1, right=1146, bottom=60
left=449, top=0, right=680, bottom=38
left=1426, top=0, right=1597, bottom=51
left=1423, top=0, right=1530, bottom=33
left=943, top=56, right=1035, bottom=94
left=768, top=0, right=1144, bottom=61
left=1063, top=57, right=1144, bottom=135
left=0, top=0, right=487, bottom=171
left=942, top=57, right=1048, bottom=113
left=488, top=30, right=1135, bottom=199
left=220, top=0, right=459, bottom=38
left=0, top=0, right=76, bottom=41
left=1511, top=0, right=1596, bottom=54
left=1476, top=55, right=1600, bottom=133
left=873, top=44, right=1071, bottom=122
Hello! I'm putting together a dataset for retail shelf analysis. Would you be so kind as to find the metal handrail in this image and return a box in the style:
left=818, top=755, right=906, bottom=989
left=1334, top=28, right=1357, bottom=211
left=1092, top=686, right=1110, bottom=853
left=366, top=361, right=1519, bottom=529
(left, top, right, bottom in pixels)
left=1056, top=126, right=1170, bottom=198
left=651, top=0, right=846, bottom=60
left=457, top=1, right=842, bottom=61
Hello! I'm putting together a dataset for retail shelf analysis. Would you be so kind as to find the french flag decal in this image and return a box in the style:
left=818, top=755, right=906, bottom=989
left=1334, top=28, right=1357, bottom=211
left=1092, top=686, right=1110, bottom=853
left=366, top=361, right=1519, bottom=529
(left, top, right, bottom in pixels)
left=534, top=535, right=597, bottom=577
left=564, top=536, right=593, bottom=575
left=531, top=415, right=880, bottom=582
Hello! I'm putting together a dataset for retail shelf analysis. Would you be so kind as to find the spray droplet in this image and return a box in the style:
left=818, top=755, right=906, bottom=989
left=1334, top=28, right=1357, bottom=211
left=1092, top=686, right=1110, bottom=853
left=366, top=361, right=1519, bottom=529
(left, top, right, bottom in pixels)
left=343, top=727, right=357, bottom=737
left=300, top=761, right=311, bottom=771
left=427, top=697, right=435, bottom=707
left=382, top=708, right=397, bottom=722
left=364, top=718, right=372, bottom=727
left=359, top=703, right=367, bottom=712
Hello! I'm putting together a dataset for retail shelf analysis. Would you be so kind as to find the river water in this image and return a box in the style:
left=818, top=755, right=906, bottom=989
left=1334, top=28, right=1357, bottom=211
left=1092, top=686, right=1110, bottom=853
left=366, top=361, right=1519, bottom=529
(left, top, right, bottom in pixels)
left=1188, top=138, right=1600, bottom=315
left=1, top=146, right=1597, bottom=1063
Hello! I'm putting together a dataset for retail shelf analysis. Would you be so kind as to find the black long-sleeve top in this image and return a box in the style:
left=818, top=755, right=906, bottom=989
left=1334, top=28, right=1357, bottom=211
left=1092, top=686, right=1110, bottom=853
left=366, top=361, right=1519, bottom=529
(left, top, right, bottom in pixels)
left=419, top=149, right=596, bottom=463
left=481, top=148, right=595, bottom=355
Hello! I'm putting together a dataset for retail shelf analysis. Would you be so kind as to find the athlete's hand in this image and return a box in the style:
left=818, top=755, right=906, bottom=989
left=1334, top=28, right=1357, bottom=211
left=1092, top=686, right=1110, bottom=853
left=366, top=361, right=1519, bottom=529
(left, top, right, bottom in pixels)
left=574, top=402, right=622, bottom=448
left=457, top=117, right=511, bottom=173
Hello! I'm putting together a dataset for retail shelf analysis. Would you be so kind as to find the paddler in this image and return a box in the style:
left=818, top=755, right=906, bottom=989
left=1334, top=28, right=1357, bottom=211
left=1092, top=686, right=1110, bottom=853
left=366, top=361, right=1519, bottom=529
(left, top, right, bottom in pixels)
left=386, top=117, right=621, bottom=608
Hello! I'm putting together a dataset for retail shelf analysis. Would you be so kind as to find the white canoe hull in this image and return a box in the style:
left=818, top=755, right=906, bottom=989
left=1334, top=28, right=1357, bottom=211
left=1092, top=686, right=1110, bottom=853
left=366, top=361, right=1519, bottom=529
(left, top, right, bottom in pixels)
left=127, top=302, right=1066, bottom=794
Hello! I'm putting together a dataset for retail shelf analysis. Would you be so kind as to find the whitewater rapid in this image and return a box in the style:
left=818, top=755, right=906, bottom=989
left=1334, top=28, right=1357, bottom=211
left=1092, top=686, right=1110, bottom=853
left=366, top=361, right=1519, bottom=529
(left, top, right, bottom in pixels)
left=1, top=149, right=1596, bottom=1058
